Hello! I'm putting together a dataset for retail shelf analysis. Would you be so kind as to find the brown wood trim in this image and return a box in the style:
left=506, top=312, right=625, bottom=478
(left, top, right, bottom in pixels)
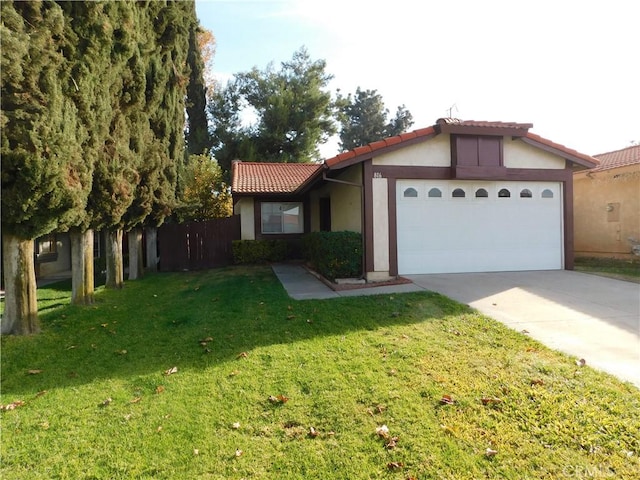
left=439, top=124, right=529, bottom=137
left=327, top=133, right=439, bottom=171
left=373, top=166, right=452, bottom=179
left=363, top=160, right=374, bottom=274
left=372, top=165, right=573, bottom=182
left=518, top=137, right=597, bottom=169
left=387, top=178, right=398, bottom=277
left=563, top=178, right=574, bottom=270
left=454, top=165, right=508, bottom=179
left=252, top=196, right=310, bottom=241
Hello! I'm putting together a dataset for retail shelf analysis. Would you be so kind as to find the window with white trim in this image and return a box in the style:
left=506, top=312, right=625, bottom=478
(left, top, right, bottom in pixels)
left=541, top=189, right=554, bottom=198
left=498, top=188, right=511, bottom=198
left=428, top=188, right=442, bottom=198
left=452, top=188, right=466, bottom=198
left=403, top=187, right=418, bottom=198
left=475, top=188, right=488, bottom=198
left=261, top=202, right=304, bottom=234
left=520, top=189, right=532, bottom=198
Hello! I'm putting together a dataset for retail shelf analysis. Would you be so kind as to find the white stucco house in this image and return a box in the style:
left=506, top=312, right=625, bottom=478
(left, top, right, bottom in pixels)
left=231, top=118, right=598, bottom=280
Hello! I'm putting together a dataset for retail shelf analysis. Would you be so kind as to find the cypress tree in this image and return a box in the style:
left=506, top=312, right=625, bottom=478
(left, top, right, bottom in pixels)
left=1, top=1, right=90, bottom=334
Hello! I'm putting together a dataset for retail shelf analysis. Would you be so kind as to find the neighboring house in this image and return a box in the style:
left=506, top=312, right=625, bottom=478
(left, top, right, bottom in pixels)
left=573, top=144, right=640, bottom=259
left=231, top=118, right=598, bottom=280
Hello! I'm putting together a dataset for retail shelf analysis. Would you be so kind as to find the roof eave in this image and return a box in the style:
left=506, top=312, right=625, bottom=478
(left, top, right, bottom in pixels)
left=519, top=135, right=599, bottom=169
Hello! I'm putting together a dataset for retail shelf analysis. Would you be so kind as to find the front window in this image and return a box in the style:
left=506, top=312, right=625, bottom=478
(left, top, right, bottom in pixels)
left=261, top=202, right=304, bottom=234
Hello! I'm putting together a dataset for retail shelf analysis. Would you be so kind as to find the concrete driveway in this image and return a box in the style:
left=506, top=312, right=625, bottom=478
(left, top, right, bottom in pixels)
left=406, top=270, right=640, bottom=388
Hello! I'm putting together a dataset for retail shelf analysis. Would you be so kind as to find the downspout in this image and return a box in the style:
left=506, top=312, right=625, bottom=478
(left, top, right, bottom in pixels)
left=322, top=171, right=366, bottom=280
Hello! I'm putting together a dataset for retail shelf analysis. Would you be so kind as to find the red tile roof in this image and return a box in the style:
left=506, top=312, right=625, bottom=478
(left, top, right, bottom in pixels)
left=436, top=117, right=534, bottom=130
left=325, top=126, right=436, bottom=168
left=592, top=144, right=640, bottom=172
left=231, top=161, right=323, bottom=194
left=521, top=132, right=599, bottom=168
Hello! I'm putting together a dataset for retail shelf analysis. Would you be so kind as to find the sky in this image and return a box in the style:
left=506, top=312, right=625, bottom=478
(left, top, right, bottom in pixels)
left=195, top=0, right=639, bottom=159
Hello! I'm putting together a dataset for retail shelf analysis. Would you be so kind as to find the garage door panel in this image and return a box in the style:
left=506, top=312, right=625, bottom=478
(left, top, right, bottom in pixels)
left=397, top=180, right=563, bottom=274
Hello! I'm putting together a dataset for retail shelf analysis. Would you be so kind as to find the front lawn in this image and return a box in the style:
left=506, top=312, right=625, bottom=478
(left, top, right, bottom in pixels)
left=1, top=266, right=638, bottom=479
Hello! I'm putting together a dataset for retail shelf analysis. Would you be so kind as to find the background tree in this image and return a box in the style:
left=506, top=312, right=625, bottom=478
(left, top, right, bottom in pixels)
left=176, top=154, right=232, bottom=221
left=1, top=0, right=91, bottom=334
left=185, top=15, right=210, bottom=156
left=209, top=47, right=336, bottom=173
left=336, top=87, right=414, bottom=151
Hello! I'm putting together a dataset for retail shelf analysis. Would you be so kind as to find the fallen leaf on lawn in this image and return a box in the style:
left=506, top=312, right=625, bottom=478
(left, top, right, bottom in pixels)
left=385, top=436, right=399, bottom=449
left=440, top=394, right=456, bottom=405
left=163, top=366, right=178, bottom=376
left=287, top=305, right=293, bottom=310
left=440, top=424, right=456, bottom=435
left=35, top=390, right=47, bottom=398
left=39, top=421, right=50, bottom=430
left=237, top=352, right=248, bottom=359
left=521, top=329, right=529, bottom=334
left=101, top=323, right=108, bottom=328
left=530, top=379, right=544, bottom=386
left=116, top=350, right=127, bottom=355
left=327, top=431, right=335, bottom=436
left=27, top=369, right=43, bottom=375
left=525, top=347, right=537, bottom=352
left=235, top=449, right=243, bottom=457
left=157, top=426, right=163, bottom=433
left=576, top=358, right=586, bottom=367
left=155, top=385, right=165, bottom=394
left=1, top=400, right=25, bottom=411
left=232, top=422, right=240, bottom=429
left=486, top=448, right=498, bottom=457
left=193, top=449, right=200, bottom=456
left=228, top=370, right=240, bottom=377
left=130, top=397, right=142, bottom=404
left=124, top=414, right=132, bottom=421
left=481, top=397, right=503, bottom=405
left=268, top=394, right=289, bottom=404
left=387, top=462, right=403, bottom=470
left=98, top=397, right=112, bottom=407
left=66, top=345, right=76, bottom=350
left=375, top=425, right=390, bottom=438
left=308, top=426, right=319, bottom=438
left=388, top=369, right=397, bottom=376
left=200, top=337, right=213, bottom=343
left=286, top=315, right=296, bottom=320
left=401, top=334, right=410, bottom=339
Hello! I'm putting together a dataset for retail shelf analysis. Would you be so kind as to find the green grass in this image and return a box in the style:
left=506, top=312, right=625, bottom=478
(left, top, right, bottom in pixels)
left=575, top=256, right=640, bottom=283
left=1, top=266, right=639, bottom=479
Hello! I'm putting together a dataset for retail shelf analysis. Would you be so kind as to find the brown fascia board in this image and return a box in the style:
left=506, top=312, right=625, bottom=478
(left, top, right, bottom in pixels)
left=518, top=136, right=598, bottom=169
left=326, top=133, right=439, bottom=171
left=293, top=164, right=327, bottom=195
left=436, top=124, right=532, bottom=137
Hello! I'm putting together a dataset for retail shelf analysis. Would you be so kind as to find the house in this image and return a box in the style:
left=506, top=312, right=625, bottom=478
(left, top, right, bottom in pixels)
left=573, top=144, right=640, bottom=259
left=231, top=118, right=598, bottom=280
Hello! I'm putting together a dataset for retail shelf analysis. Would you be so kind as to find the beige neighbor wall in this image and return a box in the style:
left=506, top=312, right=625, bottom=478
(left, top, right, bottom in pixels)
left=234, top=197, right=255, bottom=240
left=310, top=165, right=362, bottom=233
left=38, top=233, right=72, bottom=276
left=574, top=164, right=640, bottom=259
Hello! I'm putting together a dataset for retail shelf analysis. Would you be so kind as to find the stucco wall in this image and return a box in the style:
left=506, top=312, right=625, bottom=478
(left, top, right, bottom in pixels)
left=234, top=197, right=255, bottom=240
left=574, top=164, right=640, bottom=258
left=38, top=233, right=71, bottom=276
left=504, top=138, right=566, bottom=169
left=373, top=134, right=451, bottom=166
left=310, top=165, right=362, bottom=233
left=372, top=177, right=389, bottom=273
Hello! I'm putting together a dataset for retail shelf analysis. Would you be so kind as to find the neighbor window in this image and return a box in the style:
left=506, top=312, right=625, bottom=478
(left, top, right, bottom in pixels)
left=261, top=202, right=304, bottom=234
left=36, top=234, right=57, bottom=255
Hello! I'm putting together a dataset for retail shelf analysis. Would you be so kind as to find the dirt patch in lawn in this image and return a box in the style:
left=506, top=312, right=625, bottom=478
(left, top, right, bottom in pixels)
left=302, top=265, right=413, bottom=291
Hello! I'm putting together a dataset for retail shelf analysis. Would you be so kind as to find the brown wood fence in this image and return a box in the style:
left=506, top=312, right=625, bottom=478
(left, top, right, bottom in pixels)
left=158, top=216, right=241, bottom=271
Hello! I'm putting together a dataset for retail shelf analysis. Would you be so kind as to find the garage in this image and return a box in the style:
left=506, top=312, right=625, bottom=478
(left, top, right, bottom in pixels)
left=397, top=180, right=563, bottom=274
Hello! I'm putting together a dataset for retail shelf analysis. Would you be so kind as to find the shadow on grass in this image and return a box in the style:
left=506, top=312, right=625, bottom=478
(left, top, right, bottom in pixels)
left=1, top=266, right=470, bottom=397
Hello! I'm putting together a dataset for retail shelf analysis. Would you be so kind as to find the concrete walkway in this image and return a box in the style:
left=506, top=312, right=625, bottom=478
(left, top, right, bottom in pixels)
left=272, top=264, right=640, bottom=388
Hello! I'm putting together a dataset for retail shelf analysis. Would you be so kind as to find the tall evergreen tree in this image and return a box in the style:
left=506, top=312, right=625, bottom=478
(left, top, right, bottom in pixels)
left=336, top=87, right=414, bottom=151
left=209, top=47, right=336, bottom=173
left=185, top=15, right=210, bottom=156
left=1, top=0, right=91, bottom=334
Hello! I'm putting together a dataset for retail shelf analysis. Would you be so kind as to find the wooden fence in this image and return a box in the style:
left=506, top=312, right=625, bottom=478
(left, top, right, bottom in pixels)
left=157, top=216, right=241, bottom=271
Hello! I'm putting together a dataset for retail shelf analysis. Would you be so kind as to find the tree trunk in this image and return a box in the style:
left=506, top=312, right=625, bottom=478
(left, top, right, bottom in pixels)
left=127, top=227, right=144, bottom=280
left=1, top=233, right=39, bottom=335
left=145, top=226, right=158, bottom=273
left=105, top=229, right=124, bottom=289
left=70, top=229, right=94, bottom=305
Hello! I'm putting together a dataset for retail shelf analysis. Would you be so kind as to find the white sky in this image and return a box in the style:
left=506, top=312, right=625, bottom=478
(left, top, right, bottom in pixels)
left=195, top=0, right=639, bottom=159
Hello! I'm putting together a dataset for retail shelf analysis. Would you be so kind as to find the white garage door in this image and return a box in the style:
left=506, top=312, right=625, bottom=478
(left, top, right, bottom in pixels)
left=397, top=180, right=563, bottom=274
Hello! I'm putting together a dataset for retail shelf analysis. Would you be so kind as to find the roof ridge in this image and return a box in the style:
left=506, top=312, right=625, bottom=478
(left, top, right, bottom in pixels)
left=594, top=144, right=640, bottom=158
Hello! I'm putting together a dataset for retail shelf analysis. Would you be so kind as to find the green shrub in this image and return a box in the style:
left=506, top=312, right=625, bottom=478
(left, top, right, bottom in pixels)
left=303, top=231, right=362, bottom=280
left=232, top=239, right=287, bottom=264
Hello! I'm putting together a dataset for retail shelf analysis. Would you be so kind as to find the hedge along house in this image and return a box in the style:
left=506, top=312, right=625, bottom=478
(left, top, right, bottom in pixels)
left=231, top=118, right=599, bottom=280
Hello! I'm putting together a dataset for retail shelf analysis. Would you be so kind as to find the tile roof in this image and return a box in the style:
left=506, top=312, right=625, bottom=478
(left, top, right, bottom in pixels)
left=325, top=126, right=437, bottom=168
left=231, top=161, right=323, bottom=194
left=592, top=144, right=640, bottom=172
left=521, top=132, right=599, bottom=168
left=436, top=117, right=534, bottom=130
